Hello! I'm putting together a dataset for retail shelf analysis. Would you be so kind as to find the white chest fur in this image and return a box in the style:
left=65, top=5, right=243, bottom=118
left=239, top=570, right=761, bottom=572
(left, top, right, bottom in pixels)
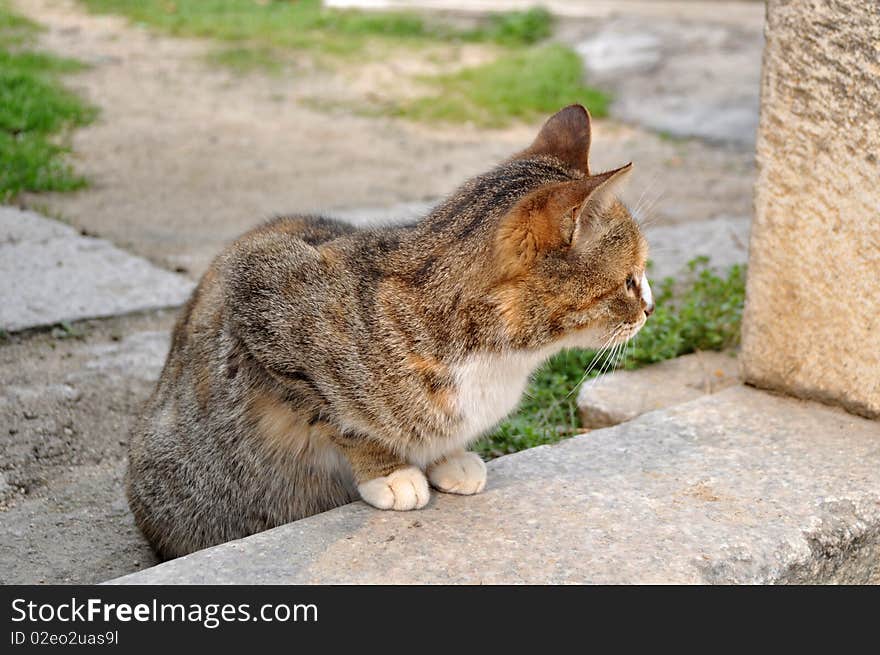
left=405, top=348, right=549, bottom=468
left=451, top=350, right=548, bottom=443
left=449, top=329, right=605, bottom=447
left=405, top=331, right=604, bottom=468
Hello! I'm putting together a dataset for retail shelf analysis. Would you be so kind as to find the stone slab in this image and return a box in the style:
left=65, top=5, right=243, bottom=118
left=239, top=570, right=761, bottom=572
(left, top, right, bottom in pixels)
left=740, top=0, right=880, bottom=418
left=578, top=351, right=740, bottom=429
left=644, top=215, right=749, bottom=281
left=0, top=207, right=194, bottom=332
left=575, top=16, right=762, bottom=145
left=110, top=386, right=880, bottom=584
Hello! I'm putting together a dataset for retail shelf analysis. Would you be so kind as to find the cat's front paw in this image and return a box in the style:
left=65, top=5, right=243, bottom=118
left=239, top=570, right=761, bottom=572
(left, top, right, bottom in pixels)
left=358, top=466, right=430, bottom=511
left=427, top=451, right=486, bottom=495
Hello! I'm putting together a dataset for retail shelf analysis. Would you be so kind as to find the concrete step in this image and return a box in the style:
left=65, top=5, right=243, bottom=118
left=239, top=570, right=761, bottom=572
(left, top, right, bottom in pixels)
left=110, top=386, right=880, bottom=584
left=579, top=350, right=740, bottom=429
left=0, top=207, right=194, bottom=332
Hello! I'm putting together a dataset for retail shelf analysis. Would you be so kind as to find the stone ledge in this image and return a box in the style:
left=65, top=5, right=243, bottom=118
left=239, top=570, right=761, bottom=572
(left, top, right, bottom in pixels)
left=0, top=207, right=194, bottom=332
left=578, top=351, right=740, bottom=429
left=110, top=386, right=880, bottom=584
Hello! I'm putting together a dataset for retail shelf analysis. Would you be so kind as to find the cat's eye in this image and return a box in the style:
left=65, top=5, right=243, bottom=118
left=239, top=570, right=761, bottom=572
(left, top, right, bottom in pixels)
left=626, top=274, right=636, bottom=291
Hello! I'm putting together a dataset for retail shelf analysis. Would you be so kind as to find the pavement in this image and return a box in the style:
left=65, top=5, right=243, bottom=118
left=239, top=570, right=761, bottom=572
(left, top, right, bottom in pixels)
left=0, top=313, right=173, bottom=583
left=578, top=350, right=741, bottom=428
left=570, top=13, right=763, bottom=145
left=0, top=207, right=193, bottom=333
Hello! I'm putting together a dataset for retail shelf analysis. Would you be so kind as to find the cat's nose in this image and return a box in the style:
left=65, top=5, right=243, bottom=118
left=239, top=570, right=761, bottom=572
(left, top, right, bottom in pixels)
left=644, top=302, right=655, bottom=317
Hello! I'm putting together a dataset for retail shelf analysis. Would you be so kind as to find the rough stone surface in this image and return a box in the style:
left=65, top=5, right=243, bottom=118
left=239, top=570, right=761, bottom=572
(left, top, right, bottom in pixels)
left=644, top=215, right=749, bottom=280
left=0, top=207, right=194, bottom=332
left=741, top=0, right=880, bottom=419
left=111, top=386, right=880, bottom=585
left=578, top=351, right=740, bottom=429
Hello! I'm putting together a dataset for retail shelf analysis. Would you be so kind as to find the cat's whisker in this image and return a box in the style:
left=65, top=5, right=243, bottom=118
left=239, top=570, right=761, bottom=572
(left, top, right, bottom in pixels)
left=634, top=194, right=667, bottom=232
left=637, top=186, right=665, bottom=219
left=564, top=327, right=622, bottom=399
left=639, top=191, right=664, bottom=218
left=631, top=176, right=660, bottom=221
left=585, top=327, right=636, bottom=390
left=588, top=337, right=624, bottom=388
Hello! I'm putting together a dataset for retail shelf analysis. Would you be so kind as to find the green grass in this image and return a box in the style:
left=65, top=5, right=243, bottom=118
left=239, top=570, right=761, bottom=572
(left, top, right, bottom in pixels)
left=206, top=44, right=286, bottom=74
left=393, top=44, right=609, bottom=127
left=78, top=1, right=553, bottom=55
left=476, top=258, right=746, bottom=458
left=0, top=4, right=97, bottom=201
left=77, top=2, right=604, bottom=126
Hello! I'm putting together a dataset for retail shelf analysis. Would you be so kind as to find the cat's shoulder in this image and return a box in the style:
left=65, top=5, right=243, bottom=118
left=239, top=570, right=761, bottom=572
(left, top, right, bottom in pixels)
left=221, top=214, right=355, bottom=276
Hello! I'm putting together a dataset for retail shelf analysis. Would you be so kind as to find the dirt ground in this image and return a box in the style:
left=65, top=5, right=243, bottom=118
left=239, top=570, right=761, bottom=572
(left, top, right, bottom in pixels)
left=2, top=0, right=758, bottom=583
left=0, top=312, right=173, bottom=583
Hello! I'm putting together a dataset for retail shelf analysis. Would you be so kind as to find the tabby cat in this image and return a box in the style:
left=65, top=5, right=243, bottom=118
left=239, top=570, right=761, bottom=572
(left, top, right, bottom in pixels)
left=127, top=105, right=654, bottom=559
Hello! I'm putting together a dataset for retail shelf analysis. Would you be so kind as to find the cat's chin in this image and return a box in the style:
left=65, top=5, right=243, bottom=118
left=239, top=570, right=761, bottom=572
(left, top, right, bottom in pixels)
left=616, top=318, right=647, bottom=343
left=555, top=320, right=644, bottom=351
left=552, top=326, right=616, bottom=351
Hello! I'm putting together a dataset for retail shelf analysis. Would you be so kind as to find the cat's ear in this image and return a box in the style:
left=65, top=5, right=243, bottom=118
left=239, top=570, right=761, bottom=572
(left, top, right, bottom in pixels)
left=514, top=104, right=592, bottom=174
left=495, top=163, right=632, bottom=275
left=573, top=163, right=632, bottom=230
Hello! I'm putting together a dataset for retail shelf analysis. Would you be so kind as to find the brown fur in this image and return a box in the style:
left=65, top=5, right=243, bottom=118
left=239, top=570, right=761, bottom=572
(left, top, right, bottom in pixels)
left=126, top=105, right=652, bottom=558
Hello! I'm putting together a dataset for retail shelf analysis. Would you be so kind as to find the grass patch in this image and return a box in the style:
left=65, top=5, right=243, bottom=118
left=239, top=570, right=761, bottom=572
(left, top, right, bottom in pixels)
left=206, top=45, right=286, bottom=74
left=392, top=44, right=609, bottom=127
left=476, top=258, right=746, bottom=458
left=77, top=2, right=605, bottom=128
left=78, top=1, right=553, bottom=55
left=0, top=3, right=97, bottom=201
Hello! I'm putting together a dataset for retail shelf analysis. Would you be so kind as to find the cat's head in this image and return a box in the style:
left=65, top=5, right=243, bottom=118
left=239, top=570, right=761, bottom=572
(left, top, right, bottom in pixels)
left=490, top=104, right=653, bottom=350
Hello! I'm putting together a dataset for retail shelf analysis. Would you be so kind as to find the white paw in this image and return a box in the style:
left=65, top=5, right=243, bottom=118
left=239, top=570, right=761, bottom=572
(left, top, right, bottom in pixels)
left=427, top=451, right=487, bottom=495
left=358, top=466, right=430, bottom=511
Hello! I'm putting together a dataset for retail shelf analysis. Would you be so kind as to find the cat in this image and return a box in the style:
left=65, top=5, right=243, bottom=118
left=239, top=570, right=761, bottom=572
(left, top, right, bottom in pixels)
left=126, top=104, right=654, bottom=559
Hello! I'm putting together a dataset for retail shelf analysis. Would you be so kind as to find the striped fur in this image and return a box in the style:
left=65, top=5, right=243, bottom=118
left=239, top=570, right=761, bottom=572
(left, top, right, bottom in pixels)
left=127, top=105, right=652, bottom=558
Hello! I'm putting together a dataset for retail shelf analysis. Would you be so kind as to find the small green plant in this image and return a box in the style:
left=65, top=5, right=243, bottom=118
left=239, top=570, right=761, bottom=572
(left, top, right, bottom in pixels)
left=394, top=44, right=609, bottom=127
left=0, top=3, right=97, bottom=201
left=476, top=258, right=746, bottom=458
left=50, top=320, right=88, bottom=340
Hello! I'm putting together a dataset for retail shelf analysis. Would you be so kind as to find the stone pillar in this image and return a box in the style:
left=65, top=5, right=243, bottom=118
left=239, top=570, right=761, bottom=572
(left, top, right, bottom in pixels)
left=741, top=0, right=880, bottom=419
